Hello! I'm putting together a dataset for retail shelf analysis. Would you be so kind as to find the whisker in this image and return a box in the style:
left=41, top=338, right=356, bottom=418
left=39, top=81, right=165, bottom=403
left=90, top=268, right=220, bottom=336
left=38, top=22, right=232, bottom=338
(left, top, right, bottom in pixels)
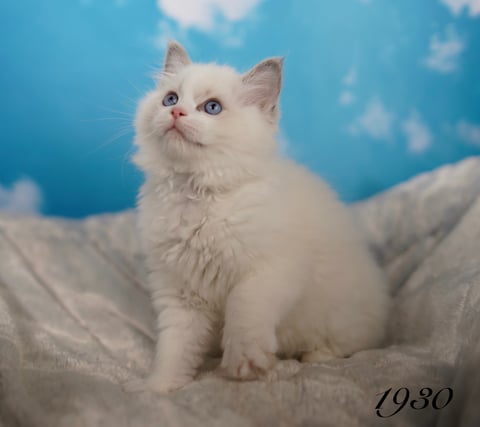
left=79, top=117, right=133, bottom=123
left=83, top=126, right=133, bottom=157
left=98, top=106, right=134, bottom=117
left=120, top=94, right=140, bottom=106
left=146, top=126, right=160, bottom=138
left=127, top=80, right=147, bottom=97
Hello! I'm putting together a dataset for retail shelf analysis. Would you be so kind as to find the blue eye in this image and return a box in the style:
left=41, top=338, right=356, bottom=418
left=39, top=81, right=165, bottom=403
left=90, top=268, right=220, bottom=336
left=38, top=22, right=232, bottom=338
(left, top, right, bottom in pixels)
left=163, top=92, right=178, bottom=106
left=204, top=100, right=222, bottom=115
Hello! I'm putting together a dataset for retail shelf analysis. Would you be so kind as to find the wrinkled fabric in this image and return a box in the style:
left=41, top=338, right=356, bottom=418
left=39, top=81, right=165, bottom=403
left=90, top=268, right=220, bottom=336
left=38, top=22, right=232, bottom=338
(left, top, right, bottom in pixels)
left=0, top=157, right=479, bottom=427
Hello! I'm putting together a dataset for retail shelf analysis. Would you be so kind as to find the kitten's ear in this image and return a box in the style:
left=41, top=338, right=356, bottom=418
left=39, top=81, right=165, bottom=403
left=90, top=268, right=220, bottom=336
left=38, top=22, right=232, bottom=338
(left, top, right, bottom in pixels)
left=241, top=57, right=283, bottom=119
left=163, top=40, right=191, bottom=74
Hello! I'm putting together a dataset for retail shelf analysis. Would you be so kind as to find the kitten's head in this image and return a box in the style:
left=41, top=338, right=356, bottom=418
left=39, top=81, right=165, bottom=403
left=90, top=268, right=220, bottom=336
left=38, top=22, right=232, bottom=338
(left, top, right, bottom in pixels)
left=134, top=41, right=283, bottom=188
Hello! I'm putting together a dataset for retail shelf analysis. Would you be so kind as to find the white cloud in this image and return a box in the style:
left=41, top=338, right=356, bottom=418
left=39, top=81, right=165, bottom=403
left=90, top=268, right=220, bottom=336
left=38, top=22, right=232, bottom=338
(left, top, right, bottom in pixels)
left=402, top=111, right=432, bottom=154
left=0, top=178, right=43, bottom=215
left=457, top=120, right=480, bottom=146
left=339, top=91, right=356, bottom=106
left=156, top=0, right=260, bottom=31
left=440, top=0, right=480, bottom=16
left=339, top=67, right=357, bottom=107
left=343, top=67, right=357, bottom=86
left=423, top=26, right=464, bottom=73
left=349, top=97, right=394, bottom=140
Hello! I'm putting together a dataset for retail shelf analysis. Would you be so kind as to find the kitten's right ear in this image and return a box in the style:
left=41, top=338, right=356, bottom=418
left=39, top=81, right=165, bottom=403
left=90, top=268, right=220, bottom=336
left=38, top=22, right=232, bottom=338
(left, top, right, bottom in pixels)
left=163, top=40, right=191, bottom=74
left=241, top=57, right=283, bottom=121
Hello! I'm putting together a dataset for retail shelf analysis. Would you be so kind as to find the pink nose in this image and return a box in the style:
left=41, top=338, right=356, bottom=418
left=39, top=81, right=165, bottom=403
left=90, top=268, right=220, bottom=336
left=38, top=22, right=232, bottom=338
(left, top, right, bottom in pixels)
left=171, top=107, right=187, bottom=120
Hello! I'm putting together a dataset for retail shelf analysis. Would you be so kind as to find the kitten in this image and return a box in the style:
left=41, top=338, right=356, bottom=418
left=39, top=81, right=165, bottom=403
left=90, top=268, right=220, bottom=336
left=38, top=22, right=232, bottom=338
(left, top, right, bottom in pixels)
left=131, top=41, right=390, bottom=393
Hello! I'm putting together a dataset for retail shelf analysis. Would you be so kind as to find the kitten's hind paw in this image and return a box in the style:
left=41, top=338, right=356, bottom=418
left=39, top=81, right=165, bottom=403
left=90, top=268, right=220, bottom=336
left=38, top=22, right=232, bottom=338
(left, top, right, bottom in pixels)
left=221, top=343, right=277, bottom=380
left=262, top=359, right=302, bottom=382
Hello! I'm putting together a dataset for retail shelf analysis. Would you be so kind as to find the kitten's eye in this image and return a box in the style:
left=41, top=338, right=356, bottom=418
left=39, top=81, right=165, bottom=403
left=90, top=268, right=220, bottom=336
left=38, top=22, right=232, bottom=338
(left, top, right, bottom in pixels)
left=204, top=100, right=222, bottom=115
left=162, top=92, right=178, bottom=107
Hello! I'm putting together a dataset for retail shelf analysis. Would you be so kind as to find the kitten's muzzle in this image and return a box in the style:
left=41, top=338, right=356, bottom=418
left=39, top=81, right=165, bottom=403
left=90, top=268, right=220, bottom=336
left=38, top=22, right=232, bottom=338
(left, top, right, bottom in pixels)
left=171, top=107, right=187, bottom=120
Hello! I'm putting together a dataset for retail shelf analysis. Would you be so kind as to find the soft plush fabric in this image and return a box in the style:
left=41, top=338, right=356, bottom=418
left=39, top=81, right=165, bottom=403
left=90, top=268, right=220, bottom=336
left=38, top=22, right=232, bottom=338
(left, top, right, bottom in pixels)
left=1, top=157, right=479, bottom=427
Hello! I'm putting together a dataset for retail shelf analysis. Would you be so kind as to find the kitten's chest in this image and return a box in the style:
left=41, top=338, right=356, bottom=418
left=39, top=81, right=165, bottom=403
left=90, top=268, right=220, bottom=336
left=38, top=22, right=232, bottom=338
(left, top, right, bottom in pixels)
left=145, top=188, right=194, bottom=251
left=156, top=189, right=213, bottom=245
left=145, top=185, right=247, bottom=301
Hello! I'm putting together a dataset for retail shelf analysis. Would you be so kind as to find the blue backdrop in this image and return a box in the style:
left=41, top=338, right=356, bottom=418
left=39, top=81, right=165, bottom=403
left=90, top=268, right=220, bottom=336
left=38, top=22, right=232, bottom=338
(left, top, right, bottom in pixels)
left=1, top=0, right=479, bottom=217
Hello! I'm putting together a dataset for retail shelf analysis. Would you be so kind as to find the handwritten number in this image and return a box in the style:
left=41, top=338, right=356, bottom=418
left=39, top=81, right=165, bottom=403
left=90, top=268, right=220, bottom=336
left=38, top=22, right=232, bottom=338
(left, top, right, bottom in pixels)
left=375, top=388, right=392, bottom=410
left=376, top=387, right=453, bottom=417
left=391, top=388, right=410, bottom=416
left=376, top=388, right=409, bottom=418
left=432, top=388, right=453, bottom=410
left=410, top=387, right=432, bottom=410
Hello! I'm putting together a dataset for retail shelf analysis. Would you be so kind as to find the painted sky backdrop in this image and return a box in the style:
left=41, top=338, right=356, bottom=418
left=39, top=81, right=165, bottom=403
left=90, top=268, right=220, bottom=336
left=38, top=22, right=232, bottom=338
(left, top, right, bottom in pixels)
left=1, top=0, right=479, bottom=218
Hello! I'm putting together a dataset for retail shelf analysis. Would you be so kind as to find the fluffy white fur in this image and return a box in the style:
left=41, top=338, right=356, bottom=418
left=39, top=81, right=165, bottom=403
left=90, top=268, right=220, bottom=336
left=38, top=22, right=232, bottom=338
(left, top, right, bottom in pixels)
left=131, top=41, right=390, bottom=393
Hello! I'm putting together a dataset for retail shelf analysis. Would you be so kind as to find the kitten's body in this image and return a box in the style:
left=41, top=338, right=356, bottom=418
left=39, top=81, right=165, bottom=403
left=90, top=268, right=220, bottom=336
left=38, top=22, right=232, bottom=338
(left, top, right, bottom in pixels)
left=133, top=42, right=390, bottom=393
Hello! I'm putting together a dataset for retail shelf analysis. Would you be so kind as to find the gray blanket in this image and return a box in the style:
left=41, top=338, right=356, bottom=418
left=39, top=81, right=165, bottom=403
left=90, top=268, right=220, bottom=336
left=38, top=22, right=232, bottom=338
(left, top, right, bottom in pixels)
left=1, top=157, right=479, bottom=427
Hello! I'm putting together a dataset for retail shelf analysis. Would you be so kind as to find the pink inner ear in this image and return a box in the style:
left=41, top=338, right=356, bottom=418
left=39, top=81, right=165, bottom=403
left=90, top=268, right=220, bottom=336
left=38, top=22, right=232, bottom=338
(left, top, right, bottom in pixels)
left=241, top=59, right=282, bottom=114
left=241, top=79, right=281, bottom=117
left=242, top=85, right=274, bottom=111
left=164, top=41, right=191, bottom=73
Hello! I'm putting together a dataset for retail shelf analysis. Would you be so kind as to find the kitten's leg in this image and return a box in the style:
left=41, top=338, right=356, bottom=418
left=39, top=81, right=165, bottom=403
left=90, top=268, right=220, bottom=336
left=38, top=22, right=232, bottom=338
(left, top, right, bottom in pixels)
left=221, top=265, right=301, bottom=380
left=128, top=291, right=215, bottom=394
left=153, top=298, right=215, bottom=392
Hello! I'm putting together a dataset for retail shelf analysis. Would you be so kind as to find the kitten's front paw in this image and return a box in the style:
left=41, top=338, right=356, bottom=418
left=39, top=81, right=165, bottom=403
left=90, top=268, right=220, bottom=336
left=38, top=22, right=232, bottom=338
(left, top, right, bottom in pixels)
left=123, top=375, right=191, bottom=394
left=221, top=336, right=277, bottom=380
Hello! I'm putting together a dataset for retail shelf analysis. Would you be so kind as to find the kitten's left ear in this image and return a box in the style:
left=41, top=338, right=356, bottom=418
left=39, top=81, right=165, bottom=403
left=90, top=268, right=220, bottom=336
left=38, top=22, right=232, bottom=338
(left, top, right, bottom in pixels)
left=163, top=40, right=191, bottom=74
left=241, top=57, right=283, bottom=120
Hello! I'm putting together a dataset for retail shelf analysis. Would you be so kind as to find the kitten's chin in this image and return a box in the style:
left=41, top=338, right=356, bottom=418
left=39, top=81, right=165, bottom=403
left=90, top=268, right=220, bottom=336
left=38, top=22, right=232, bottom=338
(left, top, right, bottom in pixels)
left=164, top=128, right=205, bottom=148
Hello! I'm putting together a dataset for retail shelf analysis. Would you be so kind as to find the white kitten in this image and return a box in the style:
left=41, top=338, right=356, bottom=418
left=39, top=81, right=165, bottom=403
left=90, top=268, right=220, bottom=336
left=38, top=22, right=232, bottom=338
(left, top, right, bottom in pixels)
left=132, top=41, right=390, bottom=393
